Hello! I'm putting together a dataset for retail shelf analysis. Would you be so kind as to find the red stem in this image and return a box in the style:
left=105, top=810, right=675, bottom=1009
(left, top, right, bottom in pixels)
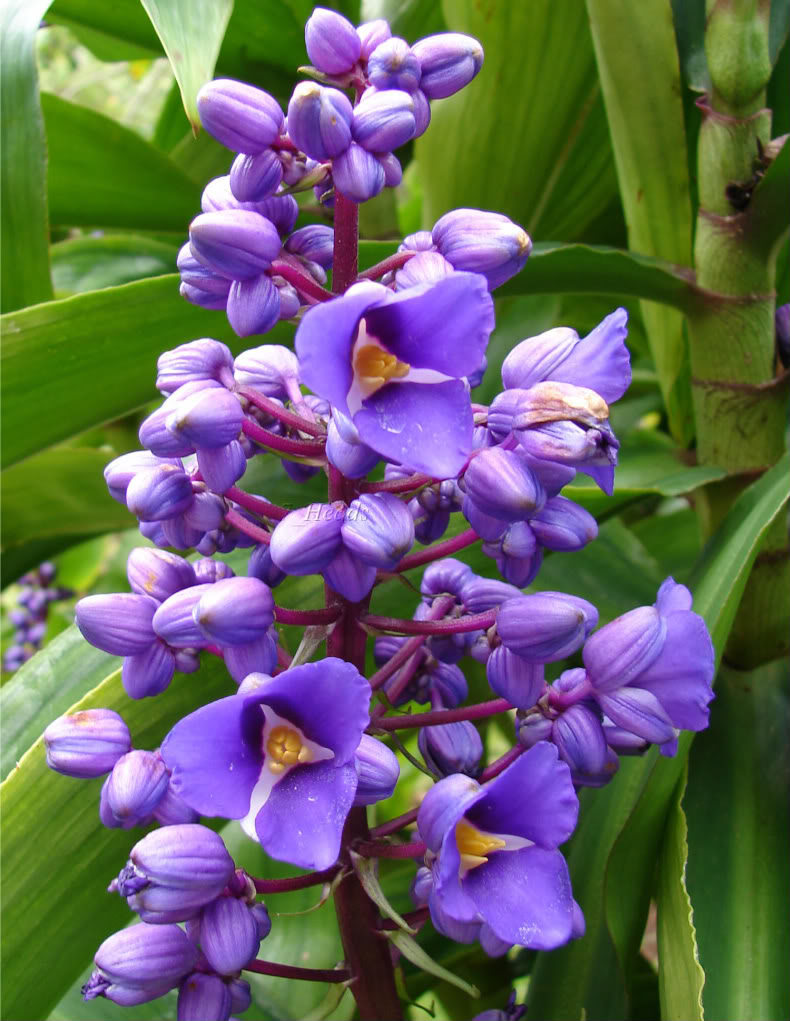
left=356, top=250, right=414, bottom=281
left=244, top=959, right=351, bottom=983
left=274, top=604, right=342, bottom=626
left=362, top=607, right=497, bottom=636
left=370, top=808, right=418, bottom=839
left=237, top=385, right=326, bottom=437
left=354, top=839, right=425, bottom=859
left=224, top=507, right=270, bottom=545
left=360, top=472, right=434, bottom=494
left=367, top=595, right=455, bottom=691
left=332, top=192, right=359, bottom=293
left=225, top=486, right=290, bottom=521
left=374, top=697, right=513, bottom=732
left=395, top=528, right=480, bottom=573
left=253, top=865, right=340, bottom=894
left=480, top=744, right=524, bottom=782
left=242, top=417, right=326, bottom=458
left=270, top=258, right=332, bottom=304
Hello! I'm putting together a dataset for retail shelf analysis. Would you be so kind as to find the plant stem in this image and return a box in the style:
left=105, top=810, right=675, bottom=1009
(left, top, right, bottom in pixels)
left=374, top=698, right=512, bottom=732
left=362, top=608, right=497, bottom=636
left=332, top=192, right=359, bottom=294
left=225, top=486, right=290, bottom=521
left=244, top=959, right=351, bottom=983
left=360, top=471, right=435, bottom=494
left=224, top=507, right=270, bottom=545
left=242, top=417, right=326, bottom=458
left=356, top=250, right=414, bottom=280
left=354, top=839, right=425, bottom=859
left=253, top=865, right=340, bottom=894
left=269, top=258, right=332, bottom=304
left=273, top=605, right=341, bottom=626
left=237, top=385, right=326, bottom=437
left=395, top=528, right=480, bottom=573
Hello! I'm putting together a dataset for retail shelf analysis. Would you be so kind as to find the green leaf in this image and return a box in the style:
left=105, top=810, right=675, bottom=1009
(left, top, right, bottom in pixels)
left=688, top=452, right=790, bottom=659
left=684, top=660, right=790, bottom=1021
left=1, top=0, right=54, bottom=312
left=656, top=763, right=705, bottom=1021
left=42, top=92, right=202, bottom=230
left=139, top=0, right=234, bottom=130
left=0, top=275, right=295, bottom=469
left=671, top=0, right=709, bottom=91
left=586, top=0, right=695, bottom=444
left=349, top=850, right=418, bottom=934
left=51, top=235, right=178, bottom=295
left=0, top=653, right=235, bottom=1021
left=387, top=930, right=480, bottom=1000
left=417, top=0, right=619, bottom=241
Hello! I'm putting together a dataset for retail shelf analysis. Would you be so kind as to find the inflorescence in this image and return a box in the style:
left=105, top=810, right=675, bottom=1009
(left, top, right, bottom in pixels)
left=43, top=9, right=716, bottom=1020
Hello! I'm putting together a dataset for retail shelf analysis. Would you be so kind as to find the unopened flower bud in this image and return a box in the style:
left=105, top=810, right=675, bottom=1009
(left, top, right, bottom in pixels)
left=178, top=972, right=232, bottom=1021
left=395, top=251, right=454, bottom=290
left=193, top=577, right=274, bottom=646
left=305, top=7, right=361, bottom=75
left=104, top=451, right=180, bottom=504
left=287, top=82, right=353, bottom=161
left=463, top=447, right=544, bottom=522
left=353, top=734, right=400, bottom=805
left=352, top=88, right=415, bottom=152
left=197, top=79, right=284, bottom=154
left=189, top=210, right=282, bottom=280
left=368, top=37, right=421, bottom=91
left=233, top=343, right=300, bottom=397
left=227, top=273, right=281, bottom=337
left=224, top=629, right=278, bottom=683
left=256, top=193, right=300, bottom=234
left=341, top=492, right=415, bottom=569
left=178, top=246, right=233, bottom=297
left=85, top=923, right=198, bottom=1003
left=486, top=646, right=544, bottom=709
left=153, top=782, right=200, bottom=826
left=153, top=585, right=213, bottom=648
left=105, top=750, right=169, bottom=824
left=552, top=702, right=615, bottom=785
left=432, top=208, right=530, bottom=290
left=196, top=439, right=247, bottom=494
left=127, top=548, right=197, bottom=603
left=248, top=544, right=286, bottom=587
left=120, top=823, right=234, bottom=898
left=419, top=718, right=483, bottom=777
left=412, top=33, right=484, bottom=99
left=76, top=593, right=157, bottom=655
left=229, top=148, right=283, bottom=203
left=44, top=709, right=131, bottom=778
left=530, top=496, right=597, bottom=551
left=122, top=639, right=176, bottom=699
left=421, top=558, right=473, bottom=600
left=285, top=224, right=335, bottom=268
left=323, top=545, right=377, bottom=601
left=126, top=464, right=195, bottom=522
left=332, top=142, right=386, bottom=202
left=200, top=896, right=263, bottom=975
left=357, top=19, right=392, bottom=60
left=497, top=592, right=599, bottom=661
left=326, top=418, right=380, bottom=477
left=458, top=574, right=521, bottom=613
left=582, top=605, right=666, bottom=693
left=157, top=339, right=234, bottom=395
left=269, top=503, right=345, bottom=574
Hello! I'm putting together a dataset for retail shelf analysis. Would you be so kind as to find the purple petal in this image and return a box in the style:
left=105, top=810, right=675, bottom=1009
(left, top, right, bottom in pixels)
left=355, top=379, right=473, bottom=478
left=161, top=696, right=264, bottom=818
left=254, top=760, right=357, bottom=869
left=596, top=686, right=677, bottom=745
left=466, top=743, right=578, bottom=848
left=417, top=773, right=485, bottom=854
left=323, top=546, right=377, bottom=601
left=463, top=846, right=573, bottom=949
left=560, top=308, right=631, bottom=403
left=655, top=576, right=693, bottom=616
left=364, top=273, right=494, bottom=376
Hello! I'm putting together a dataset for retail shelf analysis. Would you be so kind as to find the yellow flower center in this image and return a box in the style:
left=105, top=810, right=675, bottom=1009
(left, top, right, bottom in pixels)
left=266, top=725, right=313, bottom=774
left=353, top=343, right=410, bottom=394
left=455, top=819, right=507, bottom=872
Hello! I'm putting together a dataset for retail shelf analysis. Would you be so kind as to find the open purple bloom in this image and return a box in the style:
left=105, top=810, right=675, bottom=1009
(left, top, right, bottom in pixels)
left=417, top=742, right=579, bottom=950
left=295, top=274, right=495, bottom=477
left=161, top=659, right=370, bottom=869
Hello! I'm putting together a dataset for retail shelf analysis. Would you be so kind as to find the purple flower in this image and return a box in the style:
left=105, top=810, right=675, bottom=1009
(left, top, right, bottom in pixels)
left=295, top=275, right=495, bottom=477
left=161, top=659, right=370, bottom=869
left=411, top=33, right=484, bottom=99
left=305, top=7, right=361, bottom=75
left=416, top=742, right=579, bottom=950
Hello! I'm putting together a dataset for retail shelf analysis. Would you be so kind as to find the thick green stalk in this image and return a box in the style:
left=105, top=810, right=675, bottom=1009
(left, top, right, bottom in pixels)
left=688, top=0, right=788, bottom=666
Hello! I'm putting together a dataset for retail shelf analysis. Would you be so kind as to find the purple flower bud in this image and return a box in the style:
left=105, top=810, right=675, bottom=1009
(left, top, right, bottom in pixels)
left=432, top=208, right=530, bottom=290
left=138, top=520, right=170, bottom=548
left=277, top=281, right=301, bottom=319
left=368, top=37, right=421, bottom=91
left=223, top=629, right=278, bottom=683
left=76, top=593, right=157, bottom=655
left=157, top=339, right=234, bottom=395
left=127, top=548, right=197, bottom=603
left=483, top=521, right=543, bottom=588
left=326, top=418, right=380, bottom=477
left=305, top=7, right=361, bottom=75
left=352, top=88, right=416, bottom=152
left=192, top=558, right=233, bottom=584
left=285, top=224, right=335, bottom=268
left=515, top=710, right=554, bottom=748
left=400, top=230, right=435, bottom=254
left=189, top=210, right=282, bottom=280
left=497, top=592, right=599, bottom=662
left=602, top=721, right=650, bottom=754
left=200, top=896, right=262, bottom=975
left=201, top=175, right=239, bottom=213
left=353, top=734, right=400, bottom=805
left=153, top=585, right=213, bottom=648
left=269, top=503, right=346, bottom=574
left=395, top=251, right=454, bottom=290
left=332, top=142, right=386, bottom=202
left=412, top=33, right=484, bottom=99
left=104, top=450, right=181, bottom=504
left=178, top=973, right=232, bottom=1021
left=411, top=87, right=432, bottom=137
left=192, top=577, right=274, bottom=647
left=121, top=824, right=234, bottom=897
left=86, top=923, right=198, bottom=999
left=287, top=83, right=353, bottom=161
left=248, top=544, right=286, bottom=587
left=226, top=273, right=281, bottom=338
left=105, top=750, right=169, bottom=824
left=582, top=605, right=666, bottom=693
left=122, top=639, right=176, bottom=699
left=174, top=649, right=201, bottom=673
left=357, top=19, right=392, bottom=60
left=126, top=464, right=195, bottom=522
left=153, top=782, right=201, bottom=826
left=421, top=558, right=474, bottom=601
left=233, top=343, right=300, bottom=397
left=178, top=246, right=234, bottom=297
left=255, top=193, right=300, bottom=234
left=486, top=646, right=544, bottom=709
left=463, top=447, right=545, bottom=522
left=180, top=281, right=228, bottom=310
left=196, top=439, right=247, bottom=494
left=529, top=496, right=597, bottom=551
left=44, top=709, right=131, bottom=778
left=419, top=718, right=483, bottom=777
left=377, top=151, right=403, bottom=186
left=197, top=79, right=284, bottom=154
left=161, top=515, right=205, bottom=552
left=341, top=492, right=415, bottom=569
left=323, top=546, right=377, bottom=601
left=183, top=491, right=226, bottom=533
left=552, top=703, right=615, bottom=786
left=229, top=148, right=283, bottom=203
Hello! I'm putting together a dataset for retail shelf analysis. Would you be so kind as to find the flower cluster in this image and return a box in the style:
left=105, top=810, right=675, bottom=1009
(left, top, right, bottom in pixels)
left=3, top=562, right=72, bottom=671
left=40, top=8, right=717, bottom=1020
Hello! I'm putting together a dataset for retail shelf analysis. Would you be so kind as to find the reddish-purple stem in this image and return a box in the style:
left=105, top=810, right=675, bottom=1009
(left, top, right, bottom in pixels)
left=332, top=192, right=359, bottom=294
left=270, top=258, right=332, bottom=304
left=224, top=507, right=270, bottom=545
left=362, top=607, right=497, bottom=636
left=395, top=528, right=480, bottom=573
left=480, top=744, right=525, bottom=782
left=374, top=697, right=513, bottom=732
left=356, top=250, right=415, bottom=281
left=274, top=604, right=342, bottom=626
left=225, top=486, right=290, bottom=521
left=368, top=595, right=454, bottom=691
left=252, top=865, right=340, bottom=894
left=377, top=907, right=430, bottom=930
left=242, top=416, right=326, bottom=458
left=370, top=808, right=418, bottom=839
left=237, top=385, right=326, bottom=437
left=245, top=959, right=351, bottom=983
left=360, top=472, right=434, bottom=494
left=354, top=839, right=425, bottom=859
